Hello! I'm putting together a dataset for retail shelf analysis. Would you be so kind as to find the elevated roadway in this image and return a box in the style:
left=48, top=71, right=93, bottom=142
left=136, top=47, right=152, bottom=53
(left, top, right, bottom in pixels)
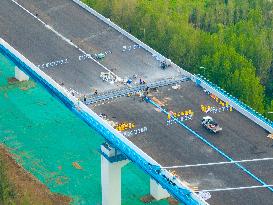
left=0, top=0, right=202, bottom=204
left=0, top=0, right=272, bottom=204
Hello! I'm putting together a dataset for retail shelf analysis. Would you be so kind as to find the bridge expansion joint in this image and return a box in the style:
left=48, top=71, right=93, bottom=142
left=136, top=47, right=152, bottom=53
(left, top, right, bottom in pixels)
left=85, top=76, right=190, bottom=105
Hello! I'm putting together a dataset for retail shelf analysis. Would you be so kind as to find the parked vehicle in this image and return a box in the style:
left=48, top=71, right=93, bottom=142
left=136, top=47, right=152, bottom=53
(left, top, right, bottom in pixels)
left=202, top=116, right=222, bottom=133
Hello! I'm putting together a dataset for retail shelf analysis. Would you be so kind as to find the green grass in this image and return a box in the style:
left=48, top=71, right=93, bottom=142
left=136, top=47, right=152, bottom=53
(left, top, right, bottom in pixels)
left=0, top=155, right=16, bottom=205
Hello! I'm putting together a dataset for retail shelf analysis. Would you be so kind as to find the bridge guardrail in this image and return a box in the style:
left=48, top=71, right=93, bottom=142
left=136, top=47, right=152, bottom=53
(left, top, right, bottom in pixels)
left=193, top=74, right=273, bottom=133
left=0, top=38, right=207, bottom=205
left=86, top=77, right=189, bottom=104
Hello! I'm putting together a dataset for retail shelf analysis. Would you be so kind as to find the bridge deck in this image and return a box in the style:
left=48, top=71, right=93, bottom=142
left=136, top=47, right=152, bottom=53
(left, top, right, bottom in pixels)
left=1, top=0, right=272, bottom=204
left=91, top=81, right=273, bottom=205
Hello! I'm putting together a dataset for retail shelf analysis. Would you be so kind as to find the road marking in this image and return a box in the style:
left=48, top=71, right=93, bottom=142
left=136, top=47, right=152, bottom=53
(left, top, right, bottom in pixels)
left=201, top=104, right=232, bottom=114
left=122, top=126, right=148, bottom=137
left=37, top=58, right=69, bottom=69
left=166, top=115, right=193, bottom=126
left=37, top=50, right=112, bottom=69
left=198, top=184, right=273, bottom=193
left=122, top=44, right=141, bottom=52
left=11, top=0, right=85, bottom=52
left=10, top=0, right=119, bottom=78
left=162, top=157, right=273, bottom=169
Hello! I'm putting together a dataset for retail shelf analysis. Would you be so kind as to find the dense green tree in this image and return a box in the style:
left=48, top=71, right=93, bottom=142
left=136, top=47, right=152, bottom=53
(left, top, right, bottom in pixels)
left=266, top=100, right=273, bottom=120
left=229, top=67, right=265, bottom=113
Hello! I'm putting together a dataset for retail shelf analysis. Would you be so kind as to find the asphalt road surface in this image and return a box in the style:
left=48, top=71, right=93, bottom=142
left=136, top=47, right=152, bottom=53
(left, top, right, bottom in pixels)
left=1, top=0, right=272, bottom=204
left=91, top=81, right=273, bottom=205
left=0, top=0, right=181, bottom=95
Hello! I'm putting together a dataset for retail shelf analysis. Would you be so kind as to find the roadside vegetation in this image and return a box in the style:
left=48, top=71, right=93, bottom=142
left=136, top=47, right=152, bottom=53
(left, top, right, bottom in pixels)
left=0, top=146, right=70, bottom=205
left=0, top=156, right=17, bottom=205
left=83, top=0, right=273, bottom=120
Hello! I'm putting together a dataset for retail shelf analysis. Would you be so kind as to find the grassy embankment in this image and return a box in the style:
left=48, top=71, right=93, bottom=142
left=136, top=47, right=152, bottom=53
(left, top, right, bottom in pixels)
left=0, top=146, right=70, bottom=205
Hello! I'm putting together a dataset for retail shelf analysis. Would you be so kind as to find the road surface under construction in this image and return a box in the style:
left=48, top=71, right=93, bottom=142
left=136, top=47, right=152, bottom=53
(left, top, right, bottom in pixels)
left=0, top=0, right=272, bottom=204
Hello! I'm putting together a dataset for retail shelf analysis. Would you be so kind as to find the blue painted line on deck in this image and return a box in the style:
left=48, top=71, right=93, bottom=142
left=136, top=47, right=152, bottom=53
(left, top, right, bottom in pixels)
left=147, top=97, right=273, bottom=193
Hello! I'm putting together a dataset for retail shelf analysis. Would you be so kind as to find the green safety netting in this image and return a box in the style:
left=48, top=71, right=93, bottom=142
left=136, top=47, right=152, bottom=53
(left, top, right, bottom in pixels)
left=0, top=53, right=169, bottom=205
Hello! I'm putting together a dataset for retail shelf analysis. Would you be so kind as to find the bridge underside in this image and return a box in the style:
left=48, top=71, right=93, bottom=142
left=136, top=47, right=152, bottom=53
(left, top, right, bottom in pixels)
left=0, top=0, right=273, bottom=204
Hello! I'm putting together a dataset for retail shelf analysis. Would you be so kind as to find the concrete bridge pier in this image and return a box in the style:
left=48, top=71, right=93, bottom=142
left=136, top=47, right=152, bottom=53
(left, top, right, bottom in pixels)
left=15, top=66, right=29, bottom=81
left=150, top=178, right=170, bottom=200
left=101, top=143, right=129, bottom=205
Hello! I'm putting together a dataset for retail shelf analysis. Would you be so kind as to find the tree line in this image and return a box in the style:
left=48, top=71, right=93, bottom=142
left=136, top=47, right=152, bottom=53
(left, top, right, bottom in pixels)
left=83, top=0, right=273, bottom=120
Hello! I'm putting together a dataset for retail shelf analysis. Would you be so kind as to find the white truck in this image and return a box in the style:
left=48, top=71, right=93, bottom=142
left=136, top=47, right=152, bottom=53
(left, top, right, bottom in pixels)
left=202, top=116, right=222, bottom=133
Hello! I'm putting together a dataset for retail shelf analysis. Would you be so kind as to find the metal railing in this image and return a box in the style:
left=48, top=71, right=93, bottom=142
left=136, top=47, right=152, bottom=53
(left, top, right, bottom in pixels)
left=85, top=77, right=190, bottom=104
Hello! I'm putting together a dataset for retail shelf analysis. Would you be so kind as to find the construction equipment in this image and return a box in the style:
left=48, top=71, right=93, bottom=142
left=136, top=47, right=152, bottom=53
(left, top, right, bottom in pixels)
left=160, top=59, right=171, bottom=69
left=202, top=116, right=222, bottom=133
left=100, top=71, right=116, bottom=83
left=95, top=53, right=105, bottom=59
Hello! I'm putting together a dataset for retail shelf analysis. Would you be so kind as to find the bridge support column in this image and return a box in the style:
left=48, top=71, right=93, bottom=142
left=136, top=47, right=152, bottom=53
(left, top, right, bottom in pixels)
left=150, top=178, right=170, bottom=200
left=101, top=143, right=129, bottom=205
left=15, top=66, right=29, bottom=81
